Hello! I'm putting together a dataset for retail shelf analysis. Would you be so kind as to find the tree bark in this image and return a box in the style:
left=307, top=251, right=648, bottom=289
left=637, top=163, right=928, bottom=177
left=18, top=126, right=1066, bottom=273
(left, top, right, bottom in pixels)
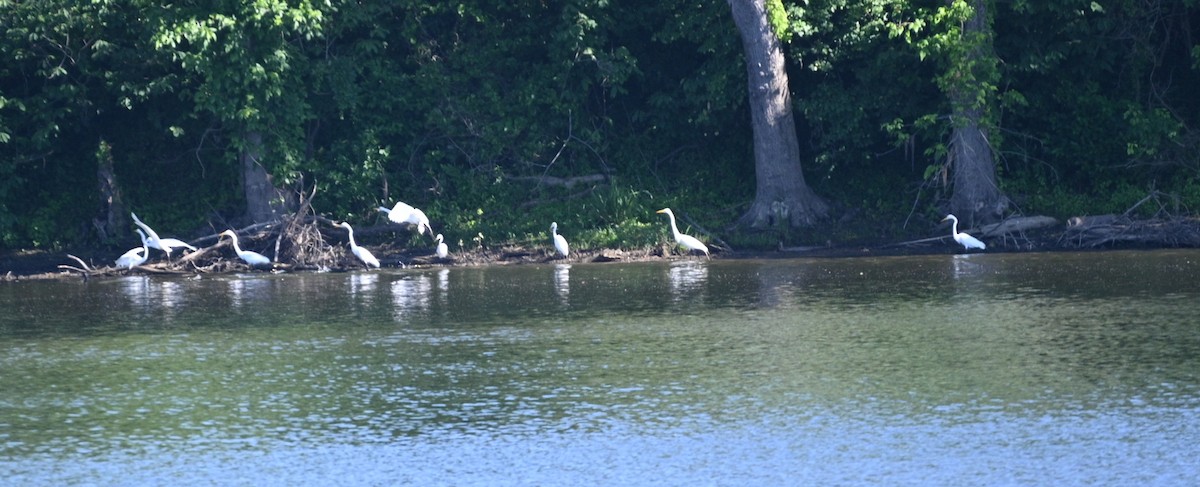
left=947, top=0, right=1007, bottom=227
left=728, top=0, right=828, bottom=229
left=241, top=131, right=294, bottom=223
left=93, top=140, right=127, bottom=243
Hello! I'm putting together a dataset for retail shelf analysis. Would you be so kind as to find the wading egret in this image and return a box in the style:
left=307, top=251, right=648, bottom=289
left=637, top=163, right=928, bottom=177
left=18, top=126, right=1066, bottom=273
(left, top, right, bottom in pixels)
left=942, top=214, right=987, bottom=250
left=131, top=212, right=197, bottom=259
left=115, top=229, right=150, bottom=268
left=378, top=201, right=431, bottom=237
left=550, top=222, right=569, bottom=258
left=656, top=208, right=710, bottom=257
left=219, top=230, right=272, bottom=267
left=337, top=222, right=380, bottom=268
left=434, top=233, right=449, bottom=259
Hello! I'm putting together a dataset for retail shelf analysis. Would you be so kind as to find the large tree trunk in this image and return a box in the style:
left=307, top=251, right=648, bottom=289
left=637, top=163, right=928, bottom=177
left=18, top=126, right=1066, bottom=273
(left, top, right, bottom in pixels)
left=946, top=0, right=1007, bottom=227
left=241, top=131, right=294, bottom=223
left=728, top=0, right=828, bottom=229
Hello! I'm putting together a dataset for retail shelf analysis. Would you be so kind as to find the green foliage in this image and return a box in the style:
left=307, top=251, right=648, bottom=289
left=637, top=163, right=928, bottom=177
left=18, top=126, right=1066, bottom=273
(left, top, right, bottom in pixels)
left=3, top=0, right=1200, bottom=251
left=766, top=0, right=792, bottom=43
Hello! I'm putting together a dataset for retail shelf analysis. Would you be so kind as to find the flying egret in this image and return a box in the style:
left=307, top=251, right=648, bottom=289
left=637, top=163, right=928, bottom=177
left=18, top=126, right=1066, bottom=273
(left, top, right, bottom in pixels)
left=131, top=212, right=197, bottom=259
left=656, top=208, right=710, bottom=257
left=378, top=201, right=431, bottom=237
left=115, top=229, right=150, bottom=268
left=550, top=222, right=569, bottom=258
left=941, top=214, right=987, bottom=250
left=337, top=222, right=380, bottom=268
left=218, top=230, right=272, bottom=267
left=434, top=233, right=449, bottom=259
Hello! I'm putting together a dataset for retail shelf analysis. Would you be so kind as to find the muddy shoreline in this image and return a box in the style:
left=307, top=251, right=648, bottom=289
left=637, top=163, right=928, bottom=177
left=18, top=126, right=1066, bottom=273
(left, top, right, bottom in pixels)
left=0, top=234, right=1175, bottom=283
left=6, top=211, right=1199, bottom=282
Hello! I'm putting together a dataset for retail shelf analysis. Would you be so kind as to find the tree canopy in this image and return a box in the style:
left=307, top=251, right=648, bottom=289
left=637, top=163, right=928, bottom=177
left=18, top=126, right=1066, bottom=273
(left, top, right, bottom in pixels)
left=2, top=0, right=1198, bottom=249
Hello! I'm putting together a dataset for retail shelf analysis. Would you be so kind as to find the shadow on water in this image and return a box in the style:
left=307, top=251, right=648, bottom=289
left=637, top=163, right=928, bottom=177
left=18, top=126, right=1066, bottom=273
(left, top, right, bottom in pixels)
left=2, top=250, right=1199, bottom=484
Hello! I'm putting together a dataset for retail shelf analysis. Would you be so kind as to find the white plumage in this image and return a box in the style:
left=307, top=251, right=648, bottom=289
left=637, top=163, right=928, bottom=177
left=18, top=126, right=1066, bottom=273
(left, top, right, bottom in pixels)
left=115, top=229, right=150, bottom=268
left=219, top=230, right=272, bottom=267
left=550, top=222, right=569, bottom=258
left=942, top=214, right=987, bottom=250
left=131, top=212, right=197, bottom=259
left=656, top=208, right=709, bottom=257
left=377, top=201, right=431, bottom=237
left=338, top=222, right=380, bottom=268
left=434, top=233, right=449, bottom=259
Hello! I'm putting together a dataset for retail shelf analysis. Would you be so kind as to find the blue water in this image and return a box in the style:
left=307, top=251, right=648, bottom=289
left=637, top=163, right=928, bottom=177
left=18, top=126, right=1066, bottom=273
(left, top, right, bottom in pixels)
left=2, top=251, right=1199, bottom=485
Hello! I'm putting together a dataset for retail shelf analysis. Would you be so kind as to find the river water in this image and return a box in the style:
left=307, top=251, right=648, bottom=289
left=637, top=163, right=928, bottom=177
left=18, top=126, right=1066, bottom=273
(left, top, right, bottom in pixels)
left=2, top=251, right=1198, bottom=485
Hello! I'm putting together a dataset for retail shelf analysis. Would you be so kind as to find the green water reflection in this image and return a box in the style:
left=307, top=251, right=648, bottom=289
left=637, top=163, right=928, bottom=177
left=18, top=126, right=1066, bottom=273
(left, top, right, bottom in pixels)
left=1, top=251, right=1198, bottom=484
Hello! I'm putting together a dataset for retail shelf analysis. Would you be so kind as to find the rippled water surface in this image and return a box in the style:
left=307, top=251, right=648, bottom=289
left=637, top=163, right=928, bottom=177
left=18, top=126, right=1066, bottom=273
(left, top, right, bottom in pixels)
left=2, top=251, right=1199, bottom=485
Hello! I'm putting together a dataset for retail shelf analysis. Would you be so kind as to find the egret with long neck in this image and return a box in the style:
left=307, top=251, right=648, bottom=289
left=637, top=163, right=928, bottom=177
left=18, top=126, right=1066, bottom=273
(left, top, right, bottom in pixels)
left=941, top=214, right=986, bottom=250
left=219, top=230, right=271, bottom=267
left=656, top=208, right=709, bottom=257
left=115, top=229, right=150, bottom=268
left=338, top=222, right=380, bottom=268
left=550, top=222, right=569, bottom=258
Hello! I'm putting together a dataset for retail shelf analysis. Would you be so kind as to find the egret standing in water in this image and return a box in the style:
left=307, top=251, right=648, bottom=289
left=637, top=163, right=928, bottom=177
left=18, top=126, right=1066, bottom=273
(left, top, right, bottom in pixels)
left=115, top=229, right=150, bottom=268
left=656, top=208, right=710, bottom=257
left=131, top=212, right=197, bottom=259
left=337, top=222, right=380, bottom=268
left=377, top=201, right=431, bottom=237
left=550, top=222, right=569, bottom=258
left=941, top=214, right=987, bottom=251
left=219, top=230, right=272, bottom=267
left=434, top=233, right=449, bottom=259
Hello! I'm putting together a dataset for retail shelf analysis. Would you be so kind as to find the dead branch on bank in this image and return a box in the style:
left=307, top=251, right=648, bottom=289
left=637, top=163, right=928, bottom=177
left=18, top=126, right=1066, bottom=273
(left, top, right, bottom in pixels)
left=272, top=185, right=341, bottom=268
left=58, top=254, right=95, bottom=280
left=880, top=215, right=1060, bottom=250
left=1061, top=191, right=1200, bottom=248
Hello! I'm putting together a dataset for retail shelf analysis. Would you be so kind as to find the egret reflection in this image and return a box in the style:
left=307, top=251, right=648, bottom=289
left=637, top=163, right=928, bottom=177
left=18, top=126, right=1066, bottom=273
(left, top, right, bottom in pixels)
left=390, top=274, right=433, bottom=321
left=668, top=260, right=708, bottom=299
left=951, top=253, right=988, bottom=279
left=554, top=264, right=571, bottom=304
left=117, top=275, right=152, bottom=309
left=227, top=276, right=269, bottom=308
left=437, top=268, right=450, bottom=302
left=158, top=280, right=184, bottom=310
left=349, top=272, right=379, bottom=304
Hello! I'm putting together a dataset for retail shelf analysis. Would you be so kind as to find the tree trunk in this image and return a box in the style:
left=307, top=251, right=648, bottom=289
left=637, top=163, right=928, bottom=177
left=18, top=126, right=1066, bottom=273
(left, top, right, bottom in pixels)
left=728, top=0, right=828, bottom=229
left=92, top=140, right=127, bottom=243
left=947, top=0, right=1007, bottom=227
left=241, top=131, right=294, bottom=223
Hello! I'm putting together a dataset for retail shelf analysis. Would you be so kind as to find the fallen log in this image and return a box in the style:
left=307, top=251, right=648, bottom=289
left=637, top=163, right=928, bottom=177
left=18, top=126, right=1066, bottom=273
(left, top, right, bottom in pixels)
left=1061, top=215, right=1200, bottom=248
left=979, top=216, right=1059, bottom=237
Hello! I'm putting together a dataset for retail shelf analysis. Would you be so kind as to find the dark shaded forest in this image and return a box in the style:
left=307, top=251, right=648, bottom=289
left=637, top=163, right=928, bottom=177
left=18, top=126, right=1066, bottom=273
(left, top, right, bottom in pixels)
left=2, top=0, right=1198, bottom=253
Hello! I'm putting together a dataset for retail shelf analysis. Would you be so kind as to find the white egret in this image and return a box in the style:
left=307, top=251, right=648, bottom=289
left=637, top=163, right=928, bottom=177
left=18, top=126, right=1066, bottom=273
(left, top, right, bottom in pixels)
left=115, top=229, right=150, bottom=268
left=219, top=230, right=272, bottom=267
left=941, top=214, right=987, bottom=250
left=434, top=233, right=449, bottom=259
left=656, top=208, right=710, bottom=257
left=550, top=222, right=569, bottom=258
left=131, top=212, right=197, bottom=259
left=377, top=201, right=431, bottom=237
left=337, top=222, right=380, bottom=268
